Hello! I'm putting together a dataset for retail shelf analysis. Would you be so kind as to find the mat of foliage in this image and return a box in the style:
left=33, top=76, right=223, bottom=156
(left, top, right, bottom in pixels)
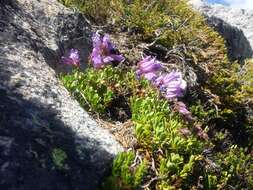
left=59, top=0, right=253, bottom=189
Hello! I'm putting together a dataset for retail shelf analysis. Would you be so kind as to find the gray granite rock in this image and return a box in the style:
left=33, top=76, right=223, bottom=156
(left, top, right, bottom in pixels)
left=189, top=0, right=253, bottom=61
left=0, top=0, right=123, bottom=189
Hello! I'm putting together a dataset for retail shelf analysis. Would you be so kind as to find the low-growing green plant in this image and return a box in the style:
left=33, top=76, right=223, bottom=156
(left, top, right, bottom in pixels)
left=189, top=100, right=217, bottom=122
left=102, top=83, right=206, bottom=189
left=238, top=59, right=253, bottom=101
left=206, top=146, right=253, bottom=189
left=102, top=151, right=148, bottom=190
left=131, top=94, right=204, bottom=155
left=58, top=1, right=253, bottom=189
left=61, top=64, right=252, bottom=189
left=122, top=0, right=206, bottom=46
left=61, top=66, right=129, bottom=113
left=58, top=0, right=123, bottom=23
left=235, top=59, right=253, bottom=119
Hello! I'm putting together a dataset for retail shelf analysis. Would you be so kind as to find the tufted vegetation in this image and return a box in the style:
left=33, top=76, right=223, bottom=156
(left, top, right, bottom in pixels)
left=60, top=0, right=253, bottom=189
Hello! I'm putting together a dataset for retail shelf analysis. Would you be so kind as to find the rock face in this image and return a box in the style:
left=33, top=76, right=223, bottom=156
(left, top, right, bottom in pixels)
left=0, top=0, right=123, bottom=189
left=189, top=0, right=253, bottom=61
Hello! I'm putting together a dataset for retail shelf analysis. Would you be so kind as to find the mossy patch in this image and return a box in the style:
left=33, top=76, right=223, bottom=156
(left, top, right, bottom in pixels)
left=52, top=148, right=68, bottom=170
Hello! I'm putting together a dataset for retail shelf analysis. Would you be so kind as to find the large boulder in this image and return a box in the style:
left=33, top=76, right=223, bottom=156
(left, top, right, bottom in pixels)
left=0, top=0, right=123, bottom=189
left=189, top=0, right=253, bottom=61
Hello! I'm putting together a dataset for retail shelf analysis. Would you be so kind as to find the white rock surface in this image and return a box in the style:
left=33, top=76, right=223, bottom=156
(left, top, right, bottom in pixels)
left=189, top=0, right=253, bottom=60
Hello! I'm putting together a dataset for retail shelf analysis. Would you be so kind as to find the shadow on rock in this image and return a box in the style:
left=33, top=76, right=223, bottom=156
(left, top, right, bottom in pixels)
left=0, top=1, right=119, bottom=190
left=0, top=0, right=91, bottom=75
left=206, top=16, right=253, bottom=62
left=0, top=88, right=113, bottom=190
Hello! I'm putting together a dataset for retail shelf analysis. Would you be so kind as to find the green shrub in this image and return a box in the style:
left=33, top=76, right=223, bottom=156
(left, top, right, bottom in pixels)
left=58, top=0, right=123, bottom=23
left=236, top=59, right=253, bottom=103
left=131, top=93, right=203, bottom=155
left=61, top=66, right=133, bottom=113
left=61, top=68, right=113, bottom=112
left=207, top=146, right=253, bottom=189
left=58, top=0, right=253, bottom=189
left=102, top=151, right=148, bottom=190
left=102, top=84, right=206, bottom=189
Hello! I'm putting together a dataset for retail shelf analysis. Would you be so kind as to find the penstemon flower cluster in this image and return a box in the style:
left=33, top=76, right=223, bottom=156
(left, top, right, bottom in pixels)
left=90, top=32, right=124, bottom=69
left=62, top=32, right=191, bottom=118
left=61, top=33, right=124, bottom=68
left=136, top=56, right=186, bottom=99
left=136, top=56, right=162, bottom=81
left=136, top=56, right=191, bottom=118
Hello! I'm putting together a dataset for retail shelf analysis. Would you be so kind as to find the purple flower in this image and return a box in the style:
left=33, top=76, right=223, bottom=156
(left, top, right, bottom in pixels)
left=136, top=56, right=162, bottom=82
left=102, top=34, right=114, bottom=52
left=62, top=49, right=80, bottom=66
left=155, top=71, right=187, bottom=99
left=137, top=56, right=162, bottom=75
left=176, top=101, right=191, bottom=115
left=143, top=72, right=157, bottom=81
left=174, top=101, right=193, bottom=120
left=90, top=33, right=124, bottom=69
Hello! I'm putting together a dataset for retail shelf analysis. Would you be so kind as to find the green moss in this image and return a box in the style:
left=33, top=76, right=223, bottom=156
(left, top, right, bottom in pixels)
left=52, top=148, right=68, bottom=170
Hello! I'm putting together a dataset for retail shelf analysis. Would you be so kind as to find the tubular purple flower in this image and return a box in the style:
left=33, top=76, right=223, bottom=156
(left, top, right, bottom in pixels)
left=102, top=34, right=114, bottom=52
left=165, top=88, right=184, bottom=99
left=138, top=56, right=153, bottom=67
left=90, top=32, right=124, bottom=69
left=154, top=74, right=165, bottom=86
left=162, top=71, right=181, bottom=84
left=92, top=32, right=101, bottom=49
left=143, top=72, right=157, bottom=81
left=92, top=52, right=104, bottom=69
left=141, top=62, right=161, bottom=74
left=62, top=48, right=80, bottom=66
left=136, top=56, right=162, bottom=81
left=104, top=54, right=124, bottom=63
left=136, top=69, right=142, bottom=76
left=155, top=71, right=187, bottom=99
left=176, top=102, right=191, bottom=115
left=174, top=101, right=193, bottom=120
left=138, top=57, right=161, bottom=73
